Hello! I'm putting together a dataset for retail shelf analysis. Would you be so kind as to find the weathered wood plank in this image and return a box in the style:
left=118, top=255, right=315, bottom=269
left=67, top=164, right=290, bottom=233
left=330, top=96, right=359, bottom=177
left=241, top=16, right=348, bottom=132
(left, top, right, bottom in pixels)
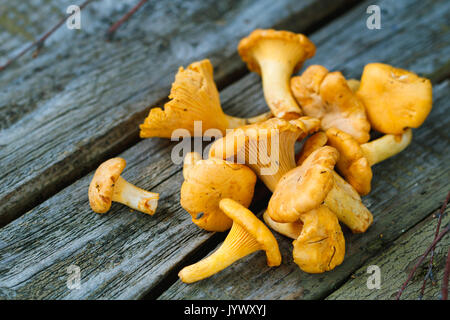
left=159, top=0, right=450, bottom=299
left=0, top=73, right=271, bottom=300
left=326, top=207, right=450, bottom=300
left=0, top=0, right=449, bottom=300
left=0, top=0, right=355, bottom=226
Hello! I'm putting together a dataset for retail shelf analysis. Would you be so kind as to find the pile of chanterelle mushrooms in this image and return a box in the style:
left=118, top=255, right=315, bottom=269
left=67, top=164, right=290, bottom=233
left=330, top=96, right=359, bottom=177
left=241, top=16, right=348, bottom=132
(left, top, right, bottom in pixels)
left=88, top=30, right=433, bottom=281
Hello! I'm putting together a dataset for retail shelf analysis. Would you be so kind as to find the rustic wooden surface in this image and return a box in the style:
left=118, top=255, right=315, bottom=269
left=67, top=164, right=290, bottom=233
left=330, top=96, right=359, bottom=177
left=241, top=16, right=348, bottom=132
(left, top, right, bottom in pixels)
left=0, top=0, right=449, bottom=300
left=327, top=207, right=450, bottom=300
left=0, top=0, right=355, bottom=226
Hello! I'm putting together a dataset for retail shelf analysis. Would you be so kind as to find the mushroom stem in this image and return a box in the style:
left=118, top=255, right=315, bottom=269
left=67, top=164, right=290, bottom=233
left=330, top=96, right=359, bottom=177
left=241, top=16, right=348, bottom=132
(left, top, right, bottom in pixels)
left=178, top=222, right=262, bottom=283
left=263, top=211, right=303, bottom=239
left=324, top=172, right=373, bottom=233
left=112, top=176, right=159, bottom=215
left=226, top=111, right=273, bottom=128
left=360, top=129, right=412, bottom=166
left=260, top=59, right=302, bottom=119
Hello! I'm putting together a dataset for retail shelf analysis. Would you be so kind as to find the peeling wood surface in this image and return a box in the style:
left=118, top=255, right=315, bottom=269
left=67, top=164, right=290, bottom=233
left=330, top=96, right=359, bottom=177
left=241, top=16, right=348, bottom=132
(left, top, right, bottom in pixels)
left=0, top=0, right=449, bottom=300
left=0, top=0, right=353, bottom=225
left=327, top=208, right=450, bottom=300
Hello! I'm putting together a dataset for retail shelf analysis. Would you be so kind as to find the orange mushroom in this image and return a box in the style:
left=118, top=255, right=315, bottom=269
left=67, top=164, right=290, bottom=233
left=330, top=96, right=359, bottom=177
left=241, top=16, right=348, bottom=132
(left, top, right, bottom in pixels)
left=238, top=29, right=316, bottom=119
left=179, top=198, right=281, bottom=283
left=326, top=127, right=412, bottom=195
left=208, top=117, right=320, bottom=192
left=140, top=59, right=271, bottom=138
left=88, top=158, right=159, bottom=215
left=356, top=63, right=432, bottom=134
left=291, top=65, right=370, bottom=143
left=180, top=152, right=257, bottom=232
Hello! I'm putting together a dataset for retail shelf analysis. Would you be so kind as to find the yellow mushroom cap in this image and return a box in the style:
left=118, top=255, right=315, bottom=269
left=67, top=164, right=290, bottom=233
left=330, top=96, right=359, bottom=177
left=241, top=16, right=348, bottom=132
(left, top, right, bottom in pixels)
left=293, top=205, right=345, bottom=273
left=180, top=152, right=257, bottom=232
left=291, top=65, right=371, bottom=143
left=326, top=127, right=372, bottom=196
left=140, top=59, right=228, bottom=138
left=88, top=158, right=126, bottom=213
left=267, top=146, right=339, bottom=223
left=238, top=29, right=316, bottom=75
left=357, top=63, right=432, bottom=134
left=208, top=117, right=320, bottom=192
left=219, top=199, right=281, bottom=267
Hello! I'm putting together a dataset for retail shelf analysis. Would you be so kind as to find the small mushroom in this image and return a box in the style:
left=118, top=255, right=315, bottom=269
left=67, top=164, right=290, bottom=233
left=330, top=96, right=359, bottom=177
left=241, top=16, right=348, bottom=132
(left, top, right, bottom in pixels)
left=178, top=198, right=281, bottom=283
left=88, top=158, right=159, bottom=215
left=291, top=65, right=371, bottom=143
left=356, top=63, right=432, bottom=134
left=140, top=59, right=272, bottom=138
left=208, top=117, right=320, bottom=192
left=268, top=146, right=373, bottom=233
left=238, top=29, right=316, bottom=119
left=180, top=152, right=257, bottom=232
left=326, top=127, right=412, bottom=195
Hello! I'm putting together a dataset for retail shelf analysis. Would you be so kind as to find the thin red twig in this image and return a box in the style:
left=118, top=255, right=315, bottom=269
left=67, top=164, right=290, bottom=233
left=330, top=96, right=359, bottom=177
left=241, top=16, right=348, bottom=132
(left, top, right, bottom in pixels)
left=396, top=224, right=449, bottom=300
left=106, top=0, right=148, bottom=36
left=419, top=191, right=450, bottom=298
left=442, top=247, right=450, bottom=300
left=0, top=0, right=94, bottom=72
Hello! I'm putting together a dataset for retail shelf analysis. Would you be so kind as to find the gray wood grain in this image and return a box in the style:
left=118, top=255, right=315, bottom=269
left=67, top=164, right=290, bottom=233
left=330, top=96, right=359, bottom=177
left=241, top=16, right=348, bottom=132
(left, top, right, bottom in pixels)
left=0, top=0, right=354, bottom=225
left=0, top=0, right=449, bottom=300
left=0, top=73, right=271, bottom=300
left=327, top=207, right=450, bottom=300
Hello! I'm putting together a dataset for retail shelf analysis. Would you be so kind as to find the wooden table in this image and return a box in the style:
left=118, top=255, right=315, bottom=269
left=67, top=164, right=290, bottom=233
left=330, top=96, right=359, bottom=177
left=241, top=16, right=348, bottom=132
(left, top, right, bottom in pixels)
left=0, top=0, right=449, bottom=300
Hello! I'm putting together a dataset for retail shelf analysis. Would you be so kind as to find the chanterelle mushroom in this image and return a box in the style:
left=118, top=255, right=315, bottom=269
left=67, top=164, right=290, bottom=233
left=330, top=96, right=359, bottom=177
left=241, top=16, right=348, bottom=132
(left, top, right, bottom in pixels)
left=291, top=65, right=371, bottom=143
left=208, top=117, right=320, bottom=192
left=295, top=131, right=328, bottom=165
left=292, top=205, right=345, bottom=273
left=295, top=133, right=373, bottom=233
left=180, top=152, right=257, bottom=232
left=179, top=198, right=281, bottom=283
left=356, top=63, right=432, bottom=134
left=238, top=29, right=316, bottom=119
left=326, top=127, right=412, bottom=195
left=139, top=59, right=272, bottom=138
left=88, top=158, right=159, bottom=215
left=268, top=146, right=373, bottom=234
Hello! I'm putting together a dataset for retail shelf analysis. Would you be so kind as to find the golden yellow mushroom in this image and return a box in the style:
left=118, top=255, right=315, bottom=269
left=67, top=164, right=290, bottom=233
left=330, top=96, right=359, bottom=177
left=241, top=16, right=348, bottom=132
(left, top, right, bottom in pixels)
left=292, top=205, right=345, bottom=273
left=179, top=198, right=281, bottom=283
left=238, top=29, right=316, bottom=119
left=268, top=146, right=373, bottom=234
left=291, top=65, right=370, bottom=143
left=140, top=59, right=272, bottom=138
left=208, top=117, right=320, bottom=192
left=326, top=127, right=412, bottom=196
left=88, top=158, right=159, bottom=215
left=357, top=63, right=432, bottom=134
left=180, top=152, right=257, bottom=232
